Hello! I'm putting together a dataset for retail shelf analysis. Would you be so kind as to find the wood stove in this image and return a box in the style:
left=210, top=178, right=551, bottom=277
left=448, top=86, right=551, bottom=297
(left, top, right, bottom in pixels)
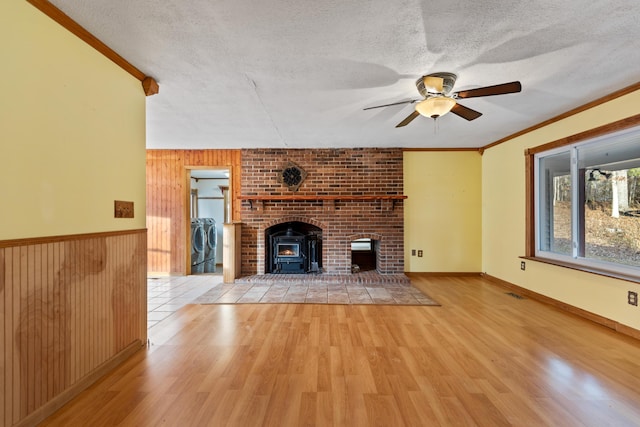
left=273, top=229, right=305, bottom=273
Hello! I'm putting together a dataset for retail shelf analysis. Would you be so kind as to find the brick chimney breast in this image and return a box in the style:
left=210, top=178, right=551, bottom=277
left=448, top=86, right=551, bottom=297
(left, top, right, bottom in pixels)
left=241, top=148, right=405, bottom=275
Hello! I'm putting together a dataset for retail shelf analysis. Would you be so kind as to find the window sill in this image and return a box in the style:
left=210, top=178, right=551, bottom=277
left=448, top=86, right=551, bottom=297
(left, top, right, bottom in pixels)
left=520, top=255, right=640, bottom=284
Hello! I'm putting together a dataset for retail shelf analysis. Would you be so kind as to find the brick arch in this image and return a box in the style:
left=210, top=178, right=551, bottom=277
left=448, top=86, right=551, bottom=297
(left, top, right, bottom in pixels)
left=346, top=232, right=383, bottom=242
left=262, top=216, right=327, bottom=232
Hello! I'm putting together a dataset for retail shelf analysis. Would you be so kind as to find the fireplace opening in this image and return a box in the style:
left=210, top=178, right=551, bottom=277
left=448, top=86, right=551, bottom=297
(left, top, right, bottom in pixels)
left=351, top=238, right=377, bottom=273
left=265, top=222, right=322, bottom=274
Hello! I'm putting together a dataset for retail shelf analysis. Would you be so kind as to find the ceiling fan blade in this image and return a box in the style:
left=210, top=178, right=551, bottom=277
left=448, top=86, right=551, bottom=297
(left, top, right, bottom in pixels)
left=396, top=111, right=420, bottom=128
left=455, top=81, right=522, bottom=99
left=450, top=103, right=483, bottom=121
left=363, top=99, right=419, bottom=110
left=423, top=76, right=444, bottom=92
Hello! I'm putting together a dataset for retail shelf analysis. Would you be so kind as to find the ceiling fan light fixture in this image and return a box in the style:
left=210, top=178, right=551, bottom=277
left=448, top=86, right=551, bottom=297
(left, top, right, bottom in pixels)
left=415, top=97, right=456, bottom=119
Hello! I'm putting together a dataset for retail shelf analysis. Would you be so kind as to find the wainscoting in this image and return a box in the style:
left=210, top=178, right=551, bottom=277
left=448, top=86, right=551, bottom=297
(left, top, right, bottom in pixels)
left=0, top=229, right=147, bottom=427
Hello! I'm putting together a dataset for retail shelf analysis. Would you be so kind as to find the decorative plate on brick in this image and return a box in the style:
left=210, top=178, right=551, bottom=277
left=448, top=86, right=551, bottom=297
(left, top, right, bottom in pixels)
left=278, top=161, right=307, bottom=191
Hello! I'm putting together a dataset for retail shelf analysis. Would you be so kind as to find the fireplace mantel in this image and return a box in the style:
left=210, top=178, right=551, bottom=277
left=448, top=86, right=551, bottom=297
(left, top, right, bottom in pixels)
left=240, top=194, right=407, bottom=211
left=239, top=195, right=407, bottom=201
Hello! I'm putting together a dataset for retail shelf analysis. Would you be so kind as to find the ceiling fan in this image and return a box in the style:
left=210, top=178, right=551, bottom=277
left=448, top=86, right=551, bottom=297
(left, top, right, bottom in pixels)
left=364, top=72, right=522, bottom=127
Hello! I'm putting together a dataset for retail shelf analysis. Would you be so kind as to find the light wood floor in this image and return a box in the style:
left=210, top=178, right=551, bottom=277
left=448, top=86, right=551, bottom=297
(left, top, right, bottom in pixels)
left=41, top=275, right=640, bottom=426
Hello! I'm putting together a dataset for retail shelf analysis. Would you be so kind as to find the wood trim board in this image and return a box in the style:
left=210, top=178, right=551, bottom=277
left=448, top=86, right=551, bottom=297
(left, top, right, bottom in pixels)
left=25, top=0, right=158, bottom=94
left=238, top=195, right=408, bottom=201
left=0, top=228, right=147, bottom=248
left=483, top=81, right=640, bottom=152
left=482, top=273, right=640, bottom=341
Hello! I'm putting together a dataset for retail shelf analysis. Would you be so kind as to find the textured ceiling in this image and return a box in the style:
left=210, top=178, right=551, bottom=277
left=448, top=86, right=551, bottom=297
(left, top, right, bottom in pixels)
left=49, top=0, right=640, bottom=149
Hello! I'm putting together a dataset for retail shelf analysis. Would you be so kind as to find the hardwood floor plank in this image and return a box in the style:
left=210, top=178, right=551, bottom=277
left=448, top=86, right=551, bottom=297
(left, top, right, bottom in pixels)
left=156, top=391, right=210, bottom=427
left=297, top=391, right=317, bottom=426
left=316, top=344, right=331, bottom=392
left=363, top=393, right=405, bottom=426
left=343, top=375, right=369, bottom=426
left=315, top=391, right=335, bottom=425
left=386, top=374, right=427, bottom=426
left=112, top=377, right=179, bottom=426
left=39, top=275, right=640, bottom=426
left=262, top=374, right=304, bottom=426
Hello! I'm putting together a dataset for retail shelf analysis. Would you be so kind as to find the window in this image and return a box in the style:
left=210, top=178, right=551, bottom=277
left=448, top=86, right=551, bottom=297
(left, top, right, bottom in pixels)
left=530, top=121, right=640, bottom=279
left=351, top=238, right=372, bottom=251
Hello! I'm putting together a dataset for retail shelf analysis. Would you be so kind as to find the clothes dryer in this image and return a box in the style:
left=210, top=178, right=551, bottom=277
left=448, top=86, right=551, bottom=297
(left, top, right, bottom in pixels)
left=202, top=218, right=217, bottom=273
left=190, top=218, right=206, bottom=274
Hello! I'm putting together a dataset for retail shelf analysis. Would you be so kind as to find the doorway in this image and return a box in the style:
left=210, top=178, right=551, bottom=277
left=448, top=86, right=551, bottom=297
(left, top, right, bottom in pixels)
left=188, top=168, right=231, bottom=275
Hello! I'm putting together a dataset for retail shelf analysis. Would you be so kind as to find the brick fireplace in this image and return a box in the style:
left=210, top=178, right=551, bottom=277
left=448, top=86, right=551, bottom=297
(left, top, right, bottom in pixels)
left=240, top=148, right=405, bottom=275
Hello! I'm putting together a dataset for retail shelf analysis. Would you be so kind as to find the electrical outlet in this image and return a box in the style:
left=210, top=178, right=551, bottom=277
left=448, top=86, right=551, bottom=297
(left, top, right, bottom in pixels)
left=411, top=249, right=416, bottom=256
left=520, top=261, right=526, bottom=271
left=417, top=250, right=423, bottom=257
left=629, top=291, right=638, bottom=306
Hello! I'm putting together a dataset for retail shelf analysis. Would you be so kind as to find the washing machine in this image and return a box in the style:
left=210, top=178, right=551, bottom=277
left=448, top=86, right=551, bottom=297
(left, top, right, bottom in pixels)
left=202, top=218, right=217, bottom=273
left=190, top=218, right=206, bottom=274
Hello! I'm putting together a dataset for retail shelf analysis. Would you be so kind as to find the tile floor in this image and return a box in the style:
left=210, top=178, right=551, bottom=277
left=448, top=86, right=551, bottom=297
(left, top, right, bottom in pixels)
left=147, top=274, right=223, bottom=329
left=193, top=280, right=437, bottom=305
left=147, top=272, right=438, bottom=330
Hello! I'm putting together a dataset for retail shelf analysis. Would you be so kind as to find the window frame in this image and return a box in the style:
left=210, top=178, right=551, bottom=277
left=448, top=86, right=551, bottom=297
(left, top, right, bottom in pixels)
left=525, top=113, right=640, bottom=283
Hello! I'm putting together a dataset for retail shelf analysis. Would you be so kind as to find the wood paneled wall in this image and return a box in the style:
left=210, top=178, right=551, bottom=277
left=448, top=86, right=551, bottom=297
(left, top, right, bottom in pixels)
left=146, top=150, right=242, bottom=274
left=0, top=229, right=147, bottom=427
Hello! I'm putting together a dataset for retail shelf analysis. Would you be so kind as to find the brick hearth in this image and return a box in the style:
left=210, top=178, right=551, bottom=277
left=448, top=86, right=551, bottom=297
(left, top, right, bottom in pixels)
left=240, top=148, right=405, bottom=275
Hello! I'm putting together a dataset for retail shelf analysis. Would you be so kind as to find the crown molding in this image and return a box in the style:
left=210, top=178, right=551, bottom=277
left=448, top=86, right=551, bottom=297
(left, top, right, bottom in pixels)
left=482, top=80, right=640, bottom=152
left=26, top=0, right=159, bottom=96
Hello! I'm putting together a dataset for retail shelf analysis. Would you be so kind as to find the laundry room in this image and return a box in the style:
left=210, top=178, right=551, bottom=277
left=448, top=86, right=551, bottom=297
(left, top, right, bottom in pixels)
left=190, top=169, right=230, bottom=274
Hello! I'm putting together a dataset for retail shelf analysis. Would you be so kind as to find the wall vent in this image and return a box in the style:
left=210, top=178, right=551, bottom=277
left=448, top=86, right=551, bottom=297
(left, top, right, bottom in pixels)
left=506, top=292, right=525, bottom=299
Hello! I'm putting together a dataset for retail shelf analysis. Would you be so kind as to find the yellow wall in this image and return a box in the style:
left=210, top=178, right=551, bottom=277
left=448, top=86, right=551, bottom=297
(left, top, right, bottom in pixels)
left=404, top=151, right=482, bottom=272
left=0, top=1, right=146, bottom=240
left=482, top=89, right=640, bottom=330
